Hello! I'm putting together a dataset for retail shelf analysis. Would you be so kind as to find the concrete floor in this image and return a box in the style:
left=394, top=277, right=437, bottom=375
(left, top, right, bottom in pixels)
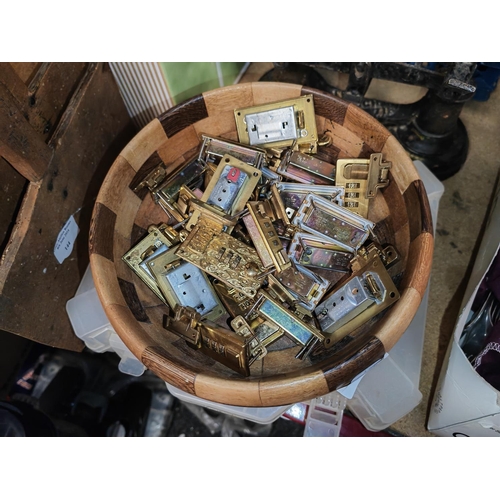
left=393, top=75, right=500, bottom=437
left=241, top=63, right=500, bottom=437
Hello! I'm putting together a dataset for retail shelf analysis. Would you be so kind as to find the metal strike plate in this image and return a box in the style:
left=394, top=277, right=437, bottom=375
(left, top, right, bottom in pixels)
left=153, top=156, right=206, bottom=203
left=274, top=263, right=329, bottom=310
left=133, top=164, right=167, bottom=192
left=255, top=291, right=324, bottom=346
left=335, top=153, right=391, bottom=218
left=277, top=151, right=336, bottom=185
left=155, top=195, right=186, bottom=223
left=266, top=274, right=299, bottom=308
left=243, top=201, right=291, bottom=273
left=288, top=232, right=353, bottom=272
left=184, top=198, right=238, bottom=233
left=165, top=306, right=251, bottom=376
left=206, top=163, right=249, bottom=212
left=164, top=305, right=201, bottom=346
left=268, top=185, right=291, bottom=226
left=252, top=317, right=285, bottom=348
left=316, top=246, right=400, bottom=347
left=261, top=166, right=281, bottom=182
left=292, top=193, right=375, bottom=252
left=122, top=224, right=177, bottom=301
left=231, top=315, right=285, bottom=357
left=234, top=95, right=318, bottom=153
left=198, top=135, right=267, bottom=169
left=316, top=275, right=379, bottom=333
left=276, top=183, right=344, bottom=219
left=175, top=185, right=201, bottom=216
left=175, top=215, right=267, bottom=298
left=147, top=246, right=227, bottom=323
left=212, top=279, right=257, bottom=319
left=230, top=316, right=267, bottom=363
left=186, top=155, right=261, bottom=229
left=202, top=154, right=262, bottom=215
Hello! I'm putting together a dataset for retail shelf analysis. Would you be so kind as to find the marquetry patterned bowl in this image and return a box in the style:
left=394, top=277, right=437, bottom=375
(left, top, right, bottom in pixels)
left=89, top=82, right=433, bottom=407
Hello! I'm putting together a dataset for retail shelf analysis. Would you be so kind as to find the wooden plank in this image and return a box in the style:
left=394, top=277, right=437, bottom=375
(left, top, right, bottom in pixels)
left=0, top=63, right=31, bottom=108
left=0, top=63, right=64, bottom=141
left=0, top=62, right=135, bottom=351
left=0, top=81, right=53, bottom=182
left=30, top=62, right=88, bottom=141
left=0, top=63, right=88, bottom=143
left=0, top=181, right=40, bottom=295
left=9, top=63, right=41, bottom=84
left=0, top=157, right=28, bottom=256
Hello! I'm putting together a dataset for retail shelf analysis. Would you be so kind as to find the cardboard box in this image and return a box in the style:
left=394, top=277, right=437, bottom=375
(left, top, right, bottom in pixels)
left=428, top=181, right=500, bottom=437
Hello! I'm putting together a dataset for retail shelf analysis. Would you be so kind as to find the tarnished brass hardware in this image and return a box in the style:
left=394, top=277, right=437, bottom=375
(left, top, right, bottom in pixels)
left=136, top=157, right=206, bottom=218
left=203, top=155, right=262, bottom=214
left=164, top=306, right=252, bottom=376
left=212, top=279, right=257, bottom=319
left=295, top=336, right=320, bottom=360
left=243, top=201, right=291, bottom=273
left=276, top=182, right=344, bottom=219
left=292, top=194, right=375, bottom=252
left=232, top=315, right=285, bottom=359
left=133, top=165, right=166, bottom=192
left=241, top=213, right=274, bottom=269
left=187, top=155, right=261, bottom=229
left=175, top=185, right=200, bottom=216
left=234, top=95, right=318, bottom=153
left=315, top=244, right=400, bottom=346
left=146, top=245, right=226, bottom=323
left=184, top=198, right=238, bottom=232
left=317, top=134, right=332, bottom=147
left=175, top=215, right=267, bottom=298
left=122, top=224, right=178, bottom=300
left=231, top=223, right=253, bottom=246
left=335, top=153, right=391, bottom=217
left=157, top=157, right=207, bottom=199
left=198, top=135, right=267, bottom=169
left=155, top=193, right=186, bottom=223
left=265, top=274, right=300, bottom=307
left=230, top=316, right=268, bottom=363
left=277, top=151, right=336, bottom=185
left=288, top=232, right=354, bottom=272
left=275, top=262, right=329, bottom=310
left=254, top=291, right=324, bottom=346
left=252, top=319, right=284, bottom=348
left=269, top=185, right=291, bottom=226
left=261, top=166, right=281, bottom=182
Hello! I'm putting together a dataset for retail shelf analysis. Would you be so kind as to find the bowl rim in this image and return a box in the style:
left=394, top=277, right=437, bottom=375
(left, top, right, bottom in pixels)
left=90, top=81, right=434, bottom=407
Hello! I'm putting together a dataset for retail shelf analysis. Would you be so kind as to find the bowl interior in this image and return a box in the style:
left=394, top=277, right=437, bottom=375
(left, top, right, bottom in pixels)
left=89, top=82, right=433, bottom=406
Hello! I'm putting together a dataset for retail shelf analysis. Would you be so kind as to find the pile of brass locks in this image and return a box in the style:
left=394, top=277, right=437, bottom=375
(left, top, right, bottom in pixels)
left=123, top=95, right=402, bottom=376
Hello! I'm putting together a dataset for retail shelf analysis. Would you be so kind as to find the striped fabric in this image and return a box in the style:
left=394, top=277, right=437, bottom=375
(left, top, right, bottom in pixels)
left=109, top=62, right=173, bottom=129
left=109, top=62, right=249, bottom=129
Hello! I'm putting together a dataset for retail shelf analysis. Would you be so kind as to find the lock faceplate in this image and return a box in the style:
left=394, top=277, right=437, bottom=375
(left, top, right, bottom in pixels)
left=234, top=95, right=318, bottom=153
left=292, top=194, right=375, bottom=252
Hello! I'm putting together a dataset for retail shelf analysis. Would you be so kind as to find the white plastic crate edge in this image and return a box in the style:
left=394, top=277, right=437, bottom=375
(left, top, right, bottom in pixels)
left=165, top=383, right=292, bottom=425
left=66, top=265, right=146, bottom=377
left=346, top=160, right=444, bottom=431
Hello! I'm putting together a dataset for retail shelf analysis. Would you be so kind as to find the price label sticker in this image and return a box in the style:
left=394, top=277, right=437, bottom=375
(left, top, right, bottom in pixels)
left=54, top=215, right=80, bottom=264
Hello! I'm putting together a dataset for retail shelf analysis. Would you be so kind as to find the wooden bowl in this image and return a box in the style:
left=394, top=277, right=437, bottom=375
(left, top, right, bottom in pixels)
left=89, top=82, right=433, bottom=407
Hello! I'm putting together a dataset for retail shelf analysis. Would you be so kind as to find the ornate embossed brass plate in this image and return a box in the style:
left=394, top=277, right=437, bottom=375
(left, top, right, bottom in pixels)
left=175, top=215, right=267, bottom=298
